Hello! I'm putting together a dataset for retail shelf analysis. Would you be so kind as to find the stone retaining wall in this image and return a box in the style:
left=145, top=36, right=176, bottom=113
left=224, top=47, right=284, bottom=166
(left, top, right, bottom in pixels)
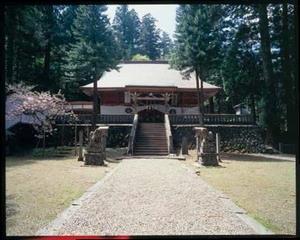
left=172, top=125, right=267, bottom=153
left=107, top=126, right=131, bottom=148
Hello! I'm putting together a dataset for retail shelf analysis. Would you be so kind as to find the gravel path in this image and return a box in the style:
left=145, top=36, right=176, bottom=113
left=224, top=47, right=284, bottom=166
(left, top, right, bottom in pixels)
left=37, top=158, right=263, bottom=235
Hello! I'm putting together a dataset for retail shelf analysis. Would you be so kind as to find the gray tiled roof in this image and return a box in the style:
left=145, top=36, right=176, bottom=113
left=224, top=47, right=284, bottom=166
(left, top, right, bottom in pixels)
left=81, top=63, right=221, bottom=90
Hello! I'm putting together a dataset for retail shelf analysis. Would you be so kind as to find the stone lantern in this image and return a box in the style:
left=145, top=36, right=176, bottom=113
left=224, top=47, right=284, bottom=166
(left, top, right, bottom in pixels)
left=194, top=127, right=218, bottom=166
left=84, top=126, right=109, bottom=166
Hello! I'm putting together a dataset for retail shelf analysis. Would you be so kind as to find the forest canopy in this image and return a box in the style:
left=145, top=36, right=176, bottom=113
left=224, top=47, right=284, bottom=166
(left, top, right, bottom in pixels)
left=4, top=4, right=298, bottom=145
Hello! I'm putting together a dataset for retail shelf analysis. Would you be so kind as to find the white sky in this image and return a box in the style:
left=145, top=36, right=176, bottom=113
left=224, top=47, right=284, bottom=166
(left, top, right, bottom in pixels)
left=106, top=4, right=178, bottom=39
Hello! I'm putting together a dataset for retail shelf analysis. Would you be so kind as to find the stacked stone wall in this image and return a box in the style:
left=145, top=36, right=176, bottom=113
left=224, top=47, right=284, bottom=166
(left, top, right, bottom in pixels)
left=107, top=126, right=131, bottom=148
left=172, top=125, right=267, bottom=153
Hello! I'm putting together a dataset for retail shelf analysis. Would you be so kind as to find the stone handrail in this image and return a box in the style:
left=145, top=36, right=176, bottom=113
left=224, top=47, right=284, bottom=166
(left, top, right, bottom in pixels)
left=127, top=114, right=139, bottom=155
left=164, top=114, right=174, bottom=154
left=169, top=114, right=255, bottom=125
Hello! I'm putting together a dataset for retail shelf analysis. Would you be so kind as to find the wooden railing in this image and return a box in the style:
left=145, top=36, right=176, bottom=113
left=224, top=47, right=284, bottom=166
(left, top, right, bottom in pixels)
left=127, top=114, right=139, bottom=155
left=56, top=114, right=134, bottom=124
left=164, top=114, right=174, bottom=154
left=56, top=113, right=254, bottom=125
left=169, top=114, right=255, bottom=125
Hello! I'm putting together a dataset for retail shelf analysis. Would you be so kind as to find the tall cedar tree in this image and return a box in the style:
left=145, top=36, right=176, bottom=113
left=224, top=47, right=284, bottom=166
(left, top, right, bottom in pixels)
left=221, top=22, right=262, bottom=118
left=67, top=5, right=121, bottom=128
left=257, top=4, right=280, bottom=145
left=281, top=3, right=297, bottom=141
left=5, top=6, right=44, bottom=86
left=42, top=6, right=54, bottom=91
left=113, top=5, right=140, bottom=60
left=139, top=14, right=161, bottom=60
left=159, top=31, right=173, bottom=60
left=5, top=6, right=17, bottom=83
left=4, top=4, right=297, bottom=146
left=172, top=5, right=221, bottom=124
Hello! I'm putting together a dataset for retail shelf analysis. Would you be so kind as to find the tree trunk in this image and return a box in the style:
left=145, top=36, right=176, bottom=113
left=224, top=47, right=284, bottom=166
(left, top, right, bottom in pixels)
left=216, top=94, right=221, bottom=114
left=250, top=93, right=256, bottom=124
left=209, top=97, right=214, bottom=113
left=195, top=69, right=203, bottom=125
left=44, top=43, right=51, bottom=86
left=292, top=1, right=298, bottom=142
left=199, top=71, right=204, bottom=118
left=43, top=6, right=54, bottom=90
left=5, top=6, right=17, bottom=83
left=92, top=79, right=99, bottom=130
left=257, top=4, right=279, bottom=145
left=281, top=2, right=294, bottom=138
left=43, top=129, right=46, bottom=156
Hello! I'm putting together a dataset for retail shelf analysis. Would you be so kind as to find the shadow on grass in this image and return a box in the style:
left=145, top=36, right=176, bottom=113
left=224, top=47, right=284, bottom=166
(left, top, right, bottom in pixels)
left=6, top=147, right=126, bottom=168
left=221, top=153, right=293, bottom=162
left=202, top=164, right=227, bottom=168
left=5, top=155, right=76, bottom=168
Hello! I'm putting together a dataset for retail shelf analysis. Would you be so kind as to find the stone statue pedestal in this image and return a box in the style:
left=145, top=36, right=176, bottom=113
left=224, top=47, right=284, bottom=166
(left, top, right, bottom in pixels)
left=194, top=127, right=218, bottom=166
left=85, top=152, right=106, bottom=165
left=85, top=126, right=109, bottom=166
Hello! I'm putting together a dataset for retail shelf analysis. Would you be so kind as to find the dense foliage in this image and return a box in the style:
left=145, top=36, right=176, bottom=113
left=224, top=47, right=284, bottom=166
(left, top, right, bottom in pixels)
left=171, top=4, right=297, bottom=145
left=4, top=4, right=297, bottom=145
left=113, top=5, right=140, bottom=60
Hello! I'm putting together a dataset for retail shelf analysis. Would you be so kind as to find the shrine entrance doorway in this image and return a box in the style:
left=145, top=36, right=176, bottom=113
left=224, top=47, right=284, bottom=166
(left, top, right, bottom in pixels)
left=138, top=108, right=164, bottom=123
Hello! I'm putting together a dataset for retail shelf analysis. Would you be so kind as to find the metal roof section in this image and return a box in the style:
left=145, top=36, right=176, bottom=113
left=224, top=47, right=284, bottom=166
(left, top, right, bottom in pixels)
left=80, top=63, right=221, bottom=90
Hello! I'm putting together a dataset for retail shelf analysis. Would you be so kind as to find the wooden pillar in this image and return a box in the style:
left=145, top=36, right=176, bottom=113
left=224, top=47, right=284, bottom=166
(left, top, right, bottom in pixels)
left=164, top=93, right=170, bottom=114
left=86, top=125, right=90, bottom=144
left=92, top=80, right=97, bottom=130
left=182, top=136, right=188, bottom=155
left=216, top=133, right=221, bottom=162
left=279, top=142, right=282, bottom=153
left=74, top=123, right=78, bottom=156
left=131, top=92, right=138, bottom=114
left=209, top=97, right=214, bottom=113
left=78, top=130, right=84, bottom=161
left=196, top=136, right=199, bottom=162
left=43, top=129, right=46, bottom=156
left=60, top=125, right=65, bottom=146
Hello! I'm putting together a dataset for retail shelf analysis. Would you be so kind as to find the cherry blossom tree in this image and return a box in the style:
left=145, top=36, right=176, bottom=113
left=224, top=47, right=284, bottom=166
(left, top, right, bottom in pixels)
left=6, top=82, right=77, bottom=149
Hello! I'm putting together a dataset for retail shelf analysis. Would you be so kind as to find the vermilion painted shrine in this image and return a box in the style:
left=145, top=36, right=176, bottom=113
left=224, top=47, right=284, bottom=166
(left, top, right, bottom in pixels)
left=67, top=61, right=254, bottom=125
left=57, top=61, right=259, bottom=156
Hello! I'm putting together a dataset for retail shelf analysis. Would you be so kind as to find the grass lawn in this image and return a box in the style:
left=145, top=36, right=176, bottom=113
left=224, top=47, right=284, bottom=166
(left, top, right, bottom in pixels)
left=185, top=150, right=296, bottom=234
left=6, top=147, right=126, bottom=236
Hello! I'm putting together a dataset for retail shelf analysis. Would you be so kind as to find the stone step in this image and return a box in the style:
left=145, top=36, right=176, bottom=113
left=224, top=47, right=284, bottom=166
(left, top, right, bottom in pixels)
left=136, top=137, right=166, bottom=139
left=138, top=126, right=165, bottom=129
left=139, top=122, right=165, bottom=125
left=134, top=122, right=168, bottom=155
left=135, top=143, right=167, bottom=146
left=134, top=146, right=168, bottom=149
left=137, top=130, right=166, bottom=133
left=134, top=151, right=168, bottom=155
left=137, top=128, right=165, bottom=130
left=136, top=139, right=167, bottom=142
left=135, top=142, right=167, bottom=145
left=134, top=149, right=168, bottom=152
left=138, top=133, right=165, bottom=135
left=137, top=131, right=165, bottom=133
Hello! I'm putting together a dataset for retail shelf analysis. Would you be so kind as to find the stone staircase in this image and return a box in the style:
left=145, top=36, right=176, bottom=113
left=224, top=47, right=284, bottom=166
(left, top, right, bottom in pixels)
left=134, top=123, right=168, bottom=155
